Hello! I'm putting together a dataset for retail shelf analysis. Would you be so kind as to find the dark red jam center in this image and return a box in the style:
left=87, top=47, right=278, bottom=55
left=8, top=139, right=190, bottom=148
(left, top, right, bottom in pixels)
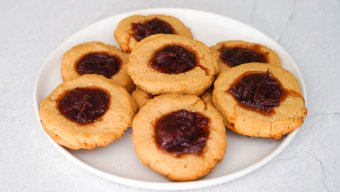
left=151, top=45, right=196, bottom=74
left=220, top=47, right=267, bottom=67
left=59, top=88, right=109, bottom=124
left=155, top=110, right=209, bottom=155
left=76, top=53, right=121, bottom=78
left=229, top=71, right=283, bottom=114
left=132, top=18, right=174, bottom=41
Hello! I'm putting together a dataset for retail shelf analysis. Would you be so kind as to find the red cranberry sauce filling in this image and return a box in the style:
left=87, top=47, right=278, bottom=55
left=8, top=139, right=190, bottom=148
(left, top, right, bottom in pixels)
left=59, top=88, right=109, bottom=124
left=229, top=71, right=283, bottom=113
left=155, top=110, right=209, bottom=155
left=77, top=52, right=121, bottom=78
left=151, top=45, right=196, bottom=74
left=220, top=47, right=267, bottom=67
left=132, top=18, right=174, bottom=41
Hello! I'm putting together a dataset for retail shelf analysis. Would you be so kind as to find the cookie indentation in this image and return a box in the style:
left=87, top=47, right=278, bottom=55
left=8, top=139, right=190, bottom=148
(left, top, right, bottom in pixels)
left=132, top=18, right=174, bottom=41
left=220, top=47, right=267, bottom=67
left=151, top=45, right=196, bottom=74
left=229, top=71, right=283, bottom=114
left=155, top=109, right=209, bottom=155
left=76, top=52, right=121, bottom=78
left=59, top=88, right=109, bottom=124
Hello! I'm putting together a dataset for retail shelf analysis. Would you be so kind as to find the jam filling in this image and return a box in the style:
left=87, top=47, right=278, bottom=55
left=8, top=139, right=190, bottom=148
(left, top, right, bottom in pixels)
left=151, top=45, right=196, bottom=74
left=132, top=18, right=174, bottom=41
left=76, top=53, right=121, bottom=78
left=220, top=47, right=267, bottom=67
left=229, top=71, right=283, bottom=114
left=155, top=110, right=209, bottom=155
left=59, top=88, right=109, bottom=124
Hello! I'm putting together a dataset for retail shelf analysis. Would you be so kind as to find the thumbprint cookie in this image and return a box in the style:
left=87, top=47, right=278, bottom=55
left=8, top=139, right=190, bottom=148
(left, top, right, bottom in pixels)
left=132, top=94, right=226, bottom=181
left=131, top=88, right=153, bottom=110
left=213, top=63, right=307, bottom=140
left=201, top=87, right=214, bottom=106
left=114, top=14, right=192, bottom=52
left=211, top=40, right=281, bottom=73
left=128, top=34, right=218, bottom=95
left=39, top=74, right=136, bottom=150
left=130, top=86, right=216, bottom=111
left=62, top=42, right=134, bottom=92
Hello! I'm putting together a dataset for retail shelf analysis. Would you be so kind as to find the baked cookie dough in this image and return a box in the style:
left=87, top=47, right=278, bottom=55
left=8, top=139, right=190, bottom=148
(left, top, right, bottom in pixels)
left=128, top=34, right=218, bottom=95
left=62, top=41, right=134, bottom=92
left=132, top=94, right=226, bottom=181
left=201, top=87, right=214, bottom=105
left=114, top=14, right=192, bottom=52
left=39, top=74, right=136, bottom=150
left=130, top=87, right=215, bottom=111
left=211, top=40, right=281, bottom=73
left=131, top=88, right=153, bottom=109
left=213, top=63, right=307, bottom=140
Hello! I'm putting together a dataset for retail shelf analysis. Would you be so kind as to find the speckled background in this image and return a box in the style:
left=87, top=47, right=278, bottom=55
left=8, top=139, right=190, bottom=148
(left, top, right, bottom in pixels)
left=1, top=0, right=339, bottom=191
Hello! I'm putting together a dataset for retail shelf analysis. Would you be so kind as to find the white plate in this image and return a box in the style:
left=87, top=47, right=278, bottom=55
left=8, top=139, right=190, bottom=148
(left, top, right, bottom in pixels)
left=34, top=8, right=307, bottom=191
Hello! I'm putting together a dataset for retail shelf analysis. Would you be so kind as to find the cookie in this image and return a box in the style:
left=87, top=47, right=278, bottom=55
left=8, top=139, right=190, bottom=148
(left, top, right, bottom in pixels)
left=132, top=94, right=226, bottom=181
left=39, top=74, right=136, bottom=150
left=62, top=41, right=134, bottom=92
left=211, top=40, right=281, bottom=73
left=213, top=63, right=307, bottom=139
left=131, top=88, right=153, bottom=110
left=201, top=87, right=213, bottom=105
left=128, top=34, right=218, bottom=95
left=114, top=14, right=193, bottom=52
left=131, top=87, right=213, bottom=110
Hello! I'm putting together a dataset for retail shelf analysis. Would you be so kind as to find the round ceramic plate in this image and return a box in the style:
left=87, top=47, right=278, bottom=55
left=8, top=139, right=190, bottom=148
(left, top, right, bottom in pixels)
left=34, top=8, right=307, bottom=190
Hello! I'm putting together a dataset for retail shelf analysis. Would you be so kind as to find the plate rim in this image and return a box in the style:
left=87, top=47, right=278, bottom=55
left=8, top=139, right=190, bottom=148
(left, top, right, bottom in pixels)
left=33, top=8, right=307, bottom=190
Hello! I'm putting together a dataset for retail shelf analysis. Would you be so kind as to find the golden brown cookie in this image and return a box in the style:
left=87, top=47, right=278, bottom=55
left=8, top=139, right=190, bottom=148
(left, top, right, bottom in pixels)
left=114, top=15, right=193, bottom=52
left=39, top=74, right=136, bottom=150
left=201, top=88, right=213, bottom=105
left=211, top=40, right=281, bottom=73
left=128, top=34, right=218, bottom=95
left=131, top=88, right=153, bottom=109
left=213, top=63, right=307, bottom=140
left=132, top=94, right=226, bottom=181
left=62, top=41, right=134, bottom=92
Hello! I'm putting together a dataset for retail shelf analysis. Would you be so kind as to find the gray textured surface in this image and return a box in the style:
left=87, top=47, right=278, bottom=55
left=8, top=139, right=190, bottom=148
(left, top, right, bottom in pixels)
left=1, top=0, right=340, bottom=191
